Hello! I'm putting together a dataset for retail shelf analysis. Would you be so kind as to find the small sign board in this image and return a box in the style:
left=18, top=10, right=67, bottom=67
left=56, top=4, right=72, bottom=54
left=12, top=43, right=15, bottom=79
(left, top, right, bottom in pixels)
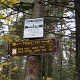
left=23, top=18, right=44, bottom=38
left=8, top=39, right=57, bottom=56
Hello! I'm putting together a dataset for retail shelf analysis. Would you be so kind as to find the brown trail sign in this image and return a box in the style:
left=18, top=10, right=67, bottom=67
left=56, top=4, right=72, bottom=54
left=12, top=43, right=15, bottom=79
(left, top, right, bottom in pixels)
left=8, top=39, right=58, bottom=56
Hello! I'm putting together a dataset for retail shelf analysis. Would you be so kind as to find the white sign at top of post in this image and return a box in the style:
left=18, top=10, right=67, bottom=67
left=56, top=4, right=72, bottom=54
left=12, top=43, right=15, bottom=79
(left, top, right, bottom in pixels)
left=23, top=18, right=44, bottom=38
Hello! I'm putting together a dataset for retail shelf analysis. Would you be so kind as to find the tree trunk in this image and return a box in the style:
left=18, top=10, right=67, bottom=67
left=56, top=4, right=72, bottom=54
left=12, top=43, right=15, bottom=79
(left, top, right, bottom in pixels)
left=25, top=56, right=41, bottom=80
left=75, top=0, right=80, bottom=80
left=25, top=0, right=45, bottom=80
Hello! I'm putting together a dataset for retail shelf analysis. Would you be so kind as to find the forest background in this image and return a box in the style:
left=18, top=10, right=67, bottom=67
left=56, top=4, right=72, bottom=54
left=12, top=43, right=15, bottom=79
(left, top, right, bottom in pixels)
left=0, top=0, right=77, bottom=80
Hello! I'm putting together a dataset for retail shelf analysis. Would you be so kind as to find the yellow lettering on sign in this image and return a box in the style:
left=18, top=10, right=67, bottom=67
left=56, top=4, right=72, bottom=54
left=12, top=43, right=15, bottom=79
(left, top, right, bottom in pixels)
left=47, top=40, right=51, bottom=43
left=34, top=49, right=40, bottom=52
left=32, top=47, right=39, bottom=49
left=34, top=50, right=37, bottom=52
left=37, top=49, right=40, bottom=52
left=17, top=51, right=23, bottom=53
left=41, top=40, right=50, bottom=43
left=17, top=48, right=23, bottom=53
left=39, top=46, right=45, bottom=48
left=12, top=43, right=16, bottom=46
left=18, top=48, right=23, bottom=50
left=24, top=48, right=30, bottom=50
left=49, top=48, right=53, bottom=51
left=23, top=42, right=32, bottom=45
left=24, top=50, right=32, bottom=53
left=34, top=40, right=40, bottom=44
left=41, top=49, right=46, bottom=51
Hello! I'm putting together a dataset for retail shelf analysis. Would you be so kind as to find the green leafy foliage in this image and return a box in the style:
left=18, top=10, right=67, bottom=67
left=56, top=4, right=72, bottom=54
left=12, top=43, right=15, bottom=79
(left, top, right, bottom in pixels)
left=0, top=0, right=76, bottom=80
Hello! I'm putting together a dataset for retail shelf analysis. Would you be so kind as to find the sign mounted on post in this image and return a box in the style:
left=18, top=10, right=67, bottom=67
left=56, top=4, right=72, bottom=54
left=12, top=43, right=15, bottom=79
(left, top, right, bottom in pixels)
left=8, top=39, right=57, bottom=56
left=23, top=18, right=44, bottom=38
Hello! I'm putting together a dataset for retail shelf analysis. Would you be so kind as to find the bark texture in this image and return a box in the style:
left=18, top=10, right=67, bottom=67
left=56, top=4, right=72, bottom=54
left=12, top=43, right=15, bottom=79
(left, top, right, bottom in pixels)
left=75, top=0, right=80, bottom=80
left=25, top=0, right=45, bottom=80
left=25, top=56, right=41, bottom=80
